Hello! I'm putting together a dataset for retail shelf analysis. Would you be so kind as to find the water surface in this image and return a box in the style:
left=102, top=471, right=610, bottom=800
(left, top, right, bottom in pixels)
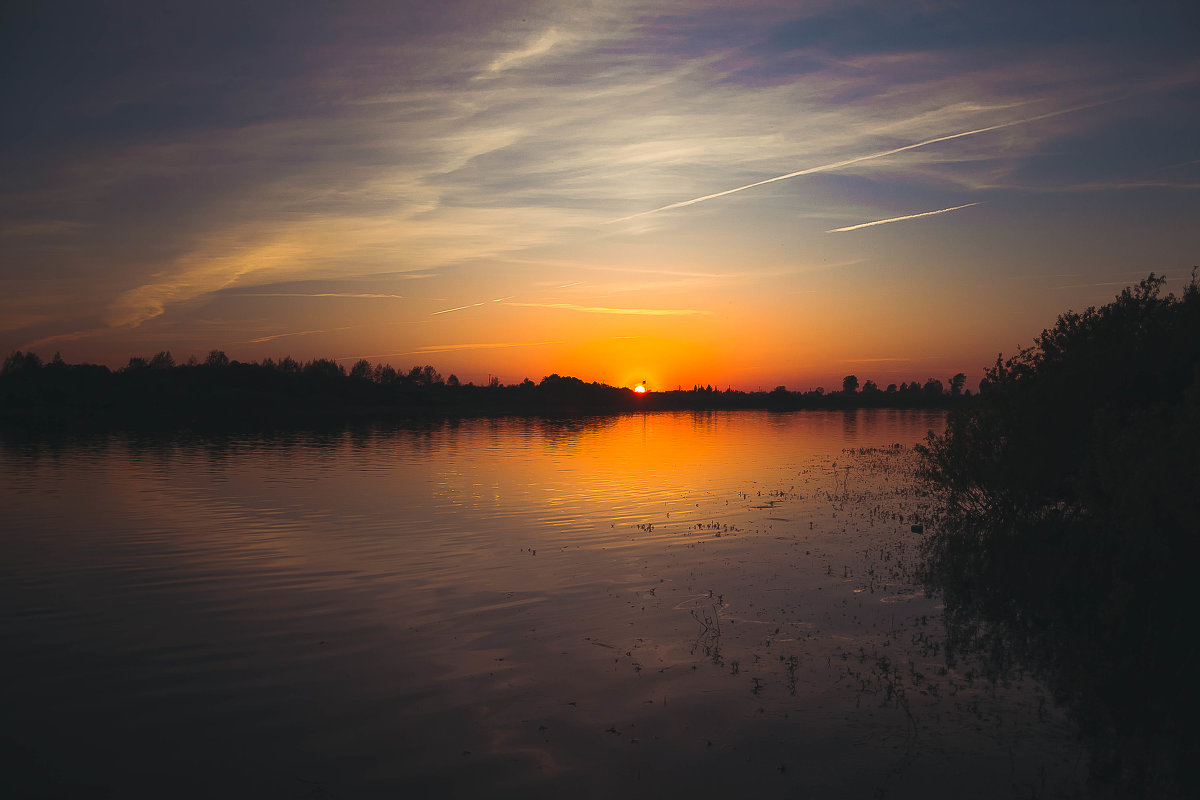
left=0, top=410, right=1087, bottom=797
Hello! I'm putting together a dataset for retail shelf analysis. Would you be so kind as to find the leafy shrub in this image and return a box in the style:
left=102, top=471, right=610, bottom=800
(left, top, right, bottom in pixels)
left=921, top=272, right=1200, bottom=796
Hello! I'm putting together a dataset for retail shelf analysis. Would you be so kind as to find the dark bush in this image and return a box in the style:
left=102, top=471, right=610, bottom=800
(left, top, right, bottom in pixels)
left=920, top=271, right=1200, bottom=796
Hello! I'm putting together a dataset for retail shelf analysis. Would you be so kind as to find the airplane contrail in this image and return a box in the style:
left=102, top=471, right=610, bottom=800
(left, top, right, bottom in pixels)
left=504, top=301, right=710, bottom=316
left=826, top=202, right=979, bottom=233
left=237, top=293, right=405, bottom=299
left=609, top=101, right=1106, bottom=223
left=431, top=302, right=484, bottom=315
left=246, top=326, right=353, bottom=343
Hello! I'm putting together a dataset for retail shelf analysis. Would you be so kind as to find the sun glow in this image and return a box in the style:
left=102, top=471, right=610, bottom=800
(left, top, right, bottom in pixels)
left=633, top=384, right=647, bottom=393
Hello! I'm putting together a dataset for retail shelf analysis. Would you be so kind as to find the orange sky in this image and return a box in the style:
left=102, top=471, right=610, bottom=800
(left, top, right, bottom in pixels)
left=3, top=3, right=1198, bottom=390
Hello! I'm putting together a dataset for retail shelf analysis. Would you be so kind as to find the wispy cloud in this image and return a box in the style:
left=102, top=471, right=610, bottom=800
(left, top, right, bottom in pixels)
left=46, top=29, right=1130, bottom=343
left=486, top=28, right=561, bottom=74
left=358, top=340, right=565, bottom=358
left=413, top=340, right=563, bottom=353
left=246, top=327, right=352, bottom=344
left=5, top=1, right=1193, bottom=372
left=578, top=265, right=745, bottom=279
left=237, top=293, right=405, bottom=299
left=841, top=357, right=914, bottom=363
left=21, top=328, right=104, bottom=350
left=827, top=203, right=979, bottom=233
left=504, top=302, right=711, bottom=316
left=610, top=103, right=1106, bottom=223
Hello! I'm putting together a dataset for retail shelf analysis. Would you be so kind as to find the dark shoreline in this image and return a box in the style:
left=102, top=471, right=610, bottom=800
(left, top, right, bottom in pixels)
left=0, top=361, right=966, bottom=433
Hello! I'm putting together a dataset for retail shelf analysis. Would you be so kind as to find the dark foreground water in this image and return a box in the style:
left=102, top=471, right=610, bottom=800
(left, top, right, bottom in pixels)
left=1, top=410, right=1088, bottom=798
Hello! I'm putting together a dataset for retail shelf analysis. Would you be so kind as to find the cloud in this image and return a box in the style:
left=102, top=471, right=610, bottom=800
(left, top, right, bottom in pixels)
left=236, top=292, right=405, bottom=299
left=245, top=327, right=352, bottom=344
left=486, top=28, right=562, bottom=74
left=104, top=234, right=312, bottom=328
left=5, top=3, right=1195, bottom=369
left=357, top=340, right=565, bottom=358
left=100, top=202, right=536, bottom=329
left=841, top=357, right=914, bottom=363
left=20, top=328, right=105, bottom=351
left=413, top=340, right=562, bottom=353
left=609, top=103, right=1106, bottom=223
left=503, top=302, right=711, bottom=316
left=826, top=203, right=979, bottom=233
left=578, top=265, right=745, bottom=279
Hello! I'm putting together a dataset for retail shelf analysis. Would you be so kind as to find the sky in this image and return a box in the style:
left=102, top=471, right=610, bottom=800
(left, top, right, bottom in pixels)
left=2, top=0, right=1198, bottom=391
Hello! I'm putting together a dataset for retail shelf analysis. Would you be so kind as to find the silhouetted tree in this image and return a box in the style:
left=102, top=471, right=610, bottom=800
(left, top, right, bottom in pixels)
left=921, top=272, right=1200, bottom=795
left=304, top=358, right=344, bottom=379
left=373, top=363, right=397, bottom=384
left=2, top=344, right=971, bottom=427
left=150, top=351, right=175, bottom=370
left=446, top=374, right=460, bottom=387
left=2, top=351, right=42, bottom=375
left=948, top=372, right=966, bottom=396
left=842, top=374, right=859, bottom=394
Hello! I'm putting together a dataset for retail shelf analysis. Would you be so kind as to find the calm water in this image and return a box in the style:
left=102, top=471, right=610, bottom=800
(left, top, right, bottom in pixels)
left=1, top=410, right=1087, bottom=798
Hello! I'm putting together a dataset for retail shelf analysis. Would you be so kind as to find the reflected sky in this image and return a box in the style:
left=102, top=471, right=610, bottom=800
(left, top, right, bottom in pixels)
left=0, top=411, right=1090, bottom=797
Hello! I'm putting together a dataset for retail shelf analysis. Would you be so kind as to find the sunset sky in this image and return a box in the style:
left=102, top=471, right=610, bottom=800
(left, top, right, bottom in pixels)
left=3, top=1, right=1198, bottom=390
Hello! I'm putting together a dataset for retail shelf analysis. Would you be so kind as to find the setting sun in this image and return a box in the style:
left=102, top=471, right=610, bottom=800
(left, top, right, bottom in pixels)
left=633, top=384, right=647, bottom=393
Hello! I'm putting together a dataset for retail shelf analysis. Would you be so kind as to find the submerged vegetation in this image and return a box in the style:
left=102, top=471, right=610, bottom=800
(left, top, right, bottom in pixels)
left=0, top=348, right=966, bottom=430
left=920, top=272, right=1200, bottom=796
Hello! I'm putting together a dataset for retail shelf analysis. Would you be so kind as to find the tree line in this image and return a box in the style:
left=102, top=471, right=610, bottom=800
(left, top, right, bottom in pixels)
left=0, top=347, right=971, bottom=430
